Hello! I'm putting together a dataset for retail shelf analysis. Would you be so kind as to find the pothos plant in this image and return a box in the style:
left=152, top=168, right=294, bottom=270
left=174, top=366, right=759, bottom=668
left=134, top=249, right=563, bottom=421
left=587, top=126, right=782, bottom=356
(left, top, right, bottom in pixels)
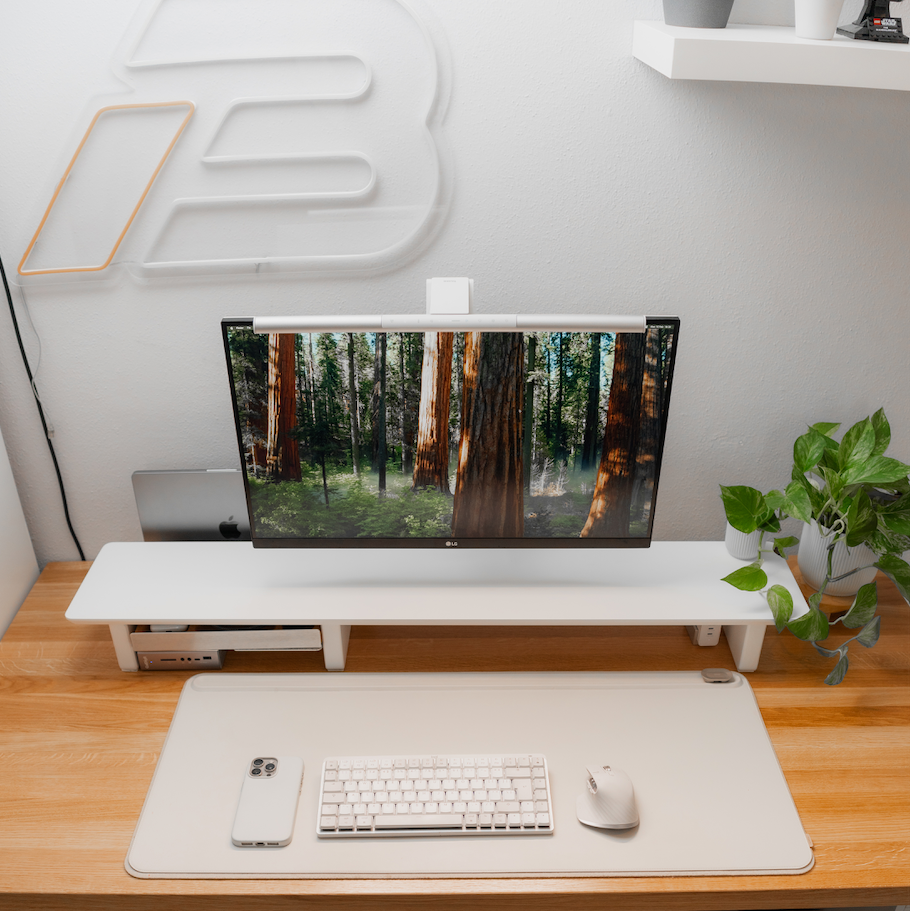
left=719, top=409, right=910, bottom=685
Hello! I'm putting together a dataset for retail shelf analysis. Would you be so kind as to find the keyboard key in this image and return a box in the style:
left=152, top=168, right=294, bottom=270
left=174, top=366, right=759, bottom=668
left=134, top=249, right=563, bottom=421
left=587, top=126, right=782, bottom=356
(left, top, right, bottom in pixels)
left=374, top=814, right=464, bottom=829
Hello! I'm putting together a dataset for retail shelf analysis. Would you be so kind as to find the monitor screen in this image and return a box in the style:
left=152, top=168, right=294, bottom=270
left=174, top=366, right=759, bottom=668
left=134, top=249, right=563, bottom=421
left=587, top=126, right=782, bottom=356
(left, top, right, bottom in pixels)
left=222, top=317, right=679, bottom=548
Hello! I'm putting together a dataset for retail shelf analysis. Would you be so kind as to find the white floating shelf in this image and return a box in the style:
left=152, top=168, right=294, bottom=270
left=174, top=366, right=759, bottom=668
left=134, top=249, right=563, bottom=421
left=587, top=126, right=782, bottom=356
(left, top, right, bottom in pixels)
left=633, top=21, right=910, bottom=91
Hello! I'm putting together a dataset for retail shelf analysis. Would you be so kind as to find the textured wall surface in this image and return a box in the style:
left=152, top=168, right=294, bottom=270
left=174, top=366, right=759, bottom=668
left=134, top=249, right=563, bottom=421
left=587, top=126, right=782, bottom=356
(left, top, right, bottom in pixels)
left=0, top=0, right=906, bottom=565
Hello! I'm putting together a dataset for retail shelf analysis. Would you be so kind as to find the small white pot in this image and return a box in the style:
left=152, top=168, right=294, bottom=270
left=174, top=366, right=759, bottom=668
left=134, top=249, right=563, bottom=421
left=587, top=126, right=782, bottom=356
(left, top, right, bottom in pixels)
left=797, top=519, right=878, bottom=597
left=794, top=0, right=845, bottom=39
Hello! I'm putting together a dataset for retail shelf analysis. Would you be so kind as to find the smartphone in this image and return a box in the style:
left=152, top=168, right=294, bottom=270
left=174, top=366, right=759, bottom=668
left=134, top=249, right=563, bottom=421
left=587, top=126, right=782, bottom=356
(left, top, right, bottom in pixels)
left=231, top=756, right=304, bottom=847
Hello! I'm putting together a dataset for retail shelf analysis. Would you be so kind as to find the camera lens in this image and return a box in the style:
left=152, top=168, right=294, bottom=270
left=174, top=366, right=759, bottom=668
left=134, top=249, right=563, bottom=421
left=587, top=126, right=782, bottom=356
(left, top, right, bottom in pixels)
left=251, top=767, right=262, bottom=775
left=264, top=762, right=276, bottom=771
left=253, top=759, right=263, bottom=766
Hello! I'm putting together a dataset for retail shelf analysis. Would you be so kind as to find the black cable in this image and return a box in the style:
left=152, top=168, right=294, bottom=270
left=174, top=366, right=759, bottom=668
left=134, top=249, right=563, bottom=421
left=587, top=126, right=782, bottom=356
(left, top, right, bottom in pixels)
left=0, top=252, right=86, bottom=561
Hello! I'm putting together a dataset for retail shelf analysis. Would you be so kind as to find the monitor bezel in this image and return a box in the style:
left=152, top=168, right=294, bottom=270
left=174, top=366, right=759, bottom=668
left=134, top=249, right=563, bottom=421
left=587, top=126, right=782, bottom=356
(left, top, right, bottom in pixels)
left=221, top=316, right=679, bottom=549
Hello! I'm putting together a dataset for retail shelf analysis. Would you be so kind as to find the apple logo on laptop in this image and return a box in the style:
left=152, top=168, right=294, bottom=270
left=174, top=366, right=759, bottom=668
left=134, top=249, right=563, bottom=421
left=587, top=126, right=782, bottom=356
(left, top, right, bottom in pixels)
left=219, top=516, right=242, bottom=540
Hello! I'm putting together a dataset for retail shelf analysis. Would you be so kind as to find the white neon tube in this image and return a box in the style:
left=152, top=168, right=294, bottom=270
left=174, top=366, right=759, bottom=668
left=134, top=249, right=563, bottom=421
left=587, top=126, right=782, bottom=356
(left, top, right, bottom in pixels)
left=253, top=314, right=647, bottom=333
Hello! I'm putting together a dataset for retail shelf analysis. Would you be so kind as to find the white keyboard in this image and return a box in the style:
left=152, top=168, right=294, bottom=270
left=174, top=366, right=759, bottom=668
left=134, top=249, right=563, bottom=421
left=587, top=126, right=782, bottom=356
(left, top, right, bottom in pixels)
left=316, top=753, right=554, bottom=837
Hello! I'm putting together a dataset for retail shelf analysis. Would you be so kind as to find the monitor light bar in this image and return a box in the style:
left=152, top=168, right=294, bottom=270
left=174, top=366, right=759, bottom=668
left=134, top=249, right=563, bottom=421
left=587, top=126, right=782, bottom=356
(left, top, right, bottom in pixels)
left=253, top=314, right=647, bottom=333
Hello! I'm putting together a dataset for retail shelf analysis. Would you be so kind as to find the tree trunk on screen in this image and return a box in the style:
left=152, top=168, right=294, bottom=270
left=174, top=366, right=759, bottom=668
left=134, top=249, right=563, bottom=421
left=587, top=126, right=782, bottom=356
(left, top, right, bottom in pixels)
left=522, top=335, right=536, bottom=491
left=377, top=334, right=387, bottom=493
left=580, top=333, right=602, bottom=471
left=451, top=332, right=524, bottom=537
left=370, top=336, right=381, bottom=474
left=265, top=333, right=301, bottom=482
left=412, top=332, right=454, bottom=493
left=347, top=333, right=361, bottom=477
left=631, top=327, right=662, bottom=521
left=580, top=332, right=645, bottom=538
left=555, top=333, right=565, bottom=464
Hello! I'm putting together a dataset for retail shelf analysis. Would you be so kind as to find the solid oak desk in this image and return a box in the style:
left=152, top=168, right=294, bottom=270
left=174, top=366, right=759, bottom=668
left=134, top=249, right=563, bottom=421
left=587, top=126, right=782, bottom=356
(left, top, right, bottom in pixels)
left=0, top=559, right=907, bottom=911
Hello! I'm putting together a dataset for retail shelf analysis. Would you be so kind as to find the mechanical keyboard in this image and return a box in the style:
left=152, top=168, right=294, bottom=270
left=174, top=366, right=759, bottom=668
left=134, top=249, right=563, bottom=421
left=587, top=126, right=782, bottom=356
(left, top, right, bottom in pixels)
left=316, top=753, right=554, bottom=837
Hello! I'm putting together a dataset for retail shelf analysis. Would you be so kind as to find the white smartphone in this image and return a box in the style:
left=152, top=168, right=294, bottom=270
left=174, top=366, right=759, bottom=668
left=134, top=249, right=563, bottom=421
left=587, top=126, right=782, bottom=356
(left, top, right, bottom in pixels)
left=231, top=756, right=305, bottom=847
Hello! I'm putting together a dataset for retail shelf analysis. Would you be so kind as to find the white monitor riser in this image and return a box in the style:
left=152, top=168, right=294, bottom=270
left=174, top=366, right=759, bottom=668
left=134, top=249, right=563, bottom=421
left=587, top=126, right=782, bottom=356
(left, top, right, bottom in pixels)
left=65, top=541, right=807, bottom=673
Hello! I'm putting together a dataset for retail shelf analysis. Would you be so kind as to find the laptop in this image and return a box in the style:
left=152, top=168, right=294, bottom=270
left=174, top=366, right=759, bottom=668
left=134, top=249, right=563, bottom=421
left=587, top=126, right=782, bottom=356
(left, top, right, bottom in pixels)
left=132, top=469, right=250, bottom=542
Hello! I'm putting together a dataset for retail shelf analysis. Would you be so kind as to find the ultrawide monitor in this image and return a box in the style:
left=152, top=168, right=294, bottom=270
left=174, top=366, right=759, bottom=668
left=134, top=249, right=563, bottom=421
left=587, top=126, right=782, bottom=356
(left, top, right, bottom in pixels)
left=222, top=317, right=679, bottom=548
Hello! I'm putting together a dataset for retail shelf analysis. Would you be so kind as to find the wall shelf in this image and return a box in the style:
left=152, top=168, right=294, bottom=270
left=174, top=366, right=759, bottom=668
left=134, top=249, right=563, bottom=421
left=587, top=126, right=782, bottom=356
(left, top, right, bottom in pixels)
left=632, top=21, right=910, bottom=91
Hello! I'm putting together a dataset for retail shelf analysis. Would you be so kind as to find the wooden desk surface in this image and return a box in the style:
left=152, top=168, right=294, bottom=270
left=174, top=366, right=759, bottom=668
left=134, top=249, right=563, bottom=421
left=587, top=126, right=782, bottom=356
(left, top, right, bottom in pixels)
left=0, top=559, right=907, bottom=911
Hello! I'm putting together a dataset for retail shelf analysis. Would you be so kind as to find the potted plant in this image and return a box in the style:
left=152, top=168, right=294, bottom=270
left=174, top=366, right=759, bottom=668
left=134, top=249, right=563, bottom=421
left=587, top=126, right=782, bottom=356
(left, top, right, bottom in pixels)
left=720, top=409, right=910, bottom=685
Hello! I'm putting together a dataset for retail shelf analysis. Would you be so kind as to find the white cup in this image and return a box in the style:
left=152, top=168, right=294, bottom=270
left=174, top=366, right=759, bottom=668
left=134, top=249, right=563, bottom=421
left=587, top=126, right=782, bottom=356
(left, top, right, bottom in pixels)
left=795, top=0, right=845, bottom=39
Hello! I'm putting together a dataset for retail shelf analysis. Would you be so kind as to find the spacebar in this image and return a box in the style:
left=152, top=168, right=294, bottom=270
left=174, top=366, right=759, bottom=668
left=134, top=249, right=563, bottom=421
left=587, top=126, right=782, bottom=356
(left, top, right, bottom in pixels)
left=373, top=814, right=464, bottom=829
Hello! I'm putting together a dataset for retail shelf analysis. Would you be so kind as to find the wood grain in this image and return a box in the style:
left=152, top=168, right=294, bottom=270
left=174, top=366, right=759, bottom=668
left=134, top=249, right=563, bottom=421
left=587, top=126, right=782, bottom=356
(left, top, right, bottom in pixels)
left=0, top=559, right=907, bottom=911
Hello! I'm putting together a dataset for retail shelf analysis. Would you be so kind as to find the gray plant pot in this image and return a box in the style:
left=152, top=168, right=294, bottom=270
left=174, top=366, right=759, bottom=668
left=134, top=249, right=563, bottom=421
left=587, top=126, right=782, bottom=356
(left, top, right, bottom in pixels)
left=663, top=0, right=735, bottom=27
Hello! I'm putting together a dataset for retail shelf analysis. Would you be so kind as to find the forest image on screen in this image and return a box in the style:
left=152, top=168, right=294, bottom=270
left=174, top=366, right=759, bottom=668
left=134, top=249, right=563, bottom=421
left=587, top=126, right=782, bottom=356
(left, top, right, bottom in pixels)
left=226, top=326, right=675, bottom=541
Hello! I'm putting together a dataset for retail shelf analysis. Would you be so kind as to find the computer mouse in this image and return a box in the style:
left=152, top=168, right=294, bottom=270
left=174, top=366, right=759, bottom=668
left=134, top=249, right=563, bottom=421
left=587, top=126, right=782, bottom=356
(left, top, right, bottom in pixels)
left=576, top=764, right=639, bottom=830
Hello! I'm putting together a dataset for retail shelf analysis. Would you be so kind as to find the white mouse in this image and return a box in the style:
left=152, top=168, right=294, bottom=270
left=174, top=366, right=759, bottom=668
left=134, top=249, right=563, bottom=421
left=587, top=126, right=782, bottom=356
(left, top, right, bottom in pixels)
left=576, top=764, right=639, bottom=830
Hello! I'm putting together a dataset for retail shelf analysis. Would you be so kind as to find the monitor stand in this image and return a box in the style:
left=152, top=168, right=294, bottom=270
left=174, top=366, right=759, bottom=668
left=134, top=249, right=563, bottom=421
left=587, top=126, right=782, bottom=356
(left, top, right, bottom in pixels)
left=65, top=541, right=807, bottom=673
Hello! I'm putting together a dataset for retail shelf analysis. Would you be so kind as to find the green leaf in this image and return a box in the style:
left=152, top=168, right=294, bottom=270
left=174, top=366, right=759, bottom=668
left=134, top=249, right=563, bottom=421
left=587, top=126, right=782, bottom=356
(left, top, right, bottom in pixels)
left=819, top=465, right=845, bottom=502
left=842, top=455, right=910, bottom=487
left=773, top=535, right=799, bottom=550
left=794, top=429, right=829, bottom=474
left=841, top=581, right=877, bottom=629
left=844, top=489, right=878, bottom=547
left=881, top=491, right=910, bottom=514
left=766, top=584, right=793, bottom=633
left=856, top=615, right=881, bottom=648
left=719, top=485, right=765, bottom=534
left=837, top=417, right=875, bottom=471
left=784, top=481, right=813, bottom=524
left=824, top=652, right=850, bottom=686
left=763, top=489, right=785, bottom=512
left=758, top=521, right=782, bottom=536
left=722, top=562, right=768, bottom=592
left=869, top=527, right=910, bottom=559
left=875, top=554, right=910, bottom=601
left=811, top=421, right=840, bottom=438
left=788, top=603, right=830, bottom=641
left=881, top=513, right=910, bottom=536
left=870, top=408, right=891, bottom=458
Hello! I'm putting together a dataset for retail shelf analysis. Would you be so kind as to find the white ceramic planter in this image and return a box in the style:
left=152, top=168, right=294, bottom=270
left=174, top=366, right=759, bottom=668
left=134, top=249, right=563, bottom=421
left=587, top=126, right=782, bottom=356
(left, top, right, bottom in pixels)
left=724, top=523, right=778, bottom=561
left=797, top=519, right=878, bottom=597
left=663, top=0, right=735, bottom=27
left=794, top=0, right=845, bottom=39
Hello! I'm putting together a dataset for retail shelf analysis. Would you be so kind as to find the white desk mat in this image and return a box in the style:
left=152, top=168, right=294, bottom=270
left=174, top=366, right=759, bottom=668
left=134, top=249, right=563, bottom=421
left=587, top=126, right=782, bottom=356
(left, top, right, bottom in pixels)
left=126, top=672, right=814, bottom=878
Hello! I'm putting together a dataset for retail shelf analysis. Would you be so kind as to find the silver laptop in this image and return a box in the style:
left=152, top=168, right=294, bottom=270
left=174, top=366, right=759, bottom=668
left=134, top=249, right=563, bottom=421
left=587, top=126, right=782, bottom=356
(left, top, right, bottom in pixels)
left=132, top=469, right=250, bottom=542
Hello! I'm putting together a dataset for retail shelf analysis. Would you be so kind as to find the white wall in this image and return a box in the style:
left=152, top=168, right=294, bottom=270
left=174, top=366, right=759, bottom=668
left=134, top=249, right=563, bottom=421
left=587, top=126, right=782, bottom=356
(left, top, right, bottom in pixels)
left=0, top=423, right=39, bottom=634
left=0, top=0, right=907, bottom=565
